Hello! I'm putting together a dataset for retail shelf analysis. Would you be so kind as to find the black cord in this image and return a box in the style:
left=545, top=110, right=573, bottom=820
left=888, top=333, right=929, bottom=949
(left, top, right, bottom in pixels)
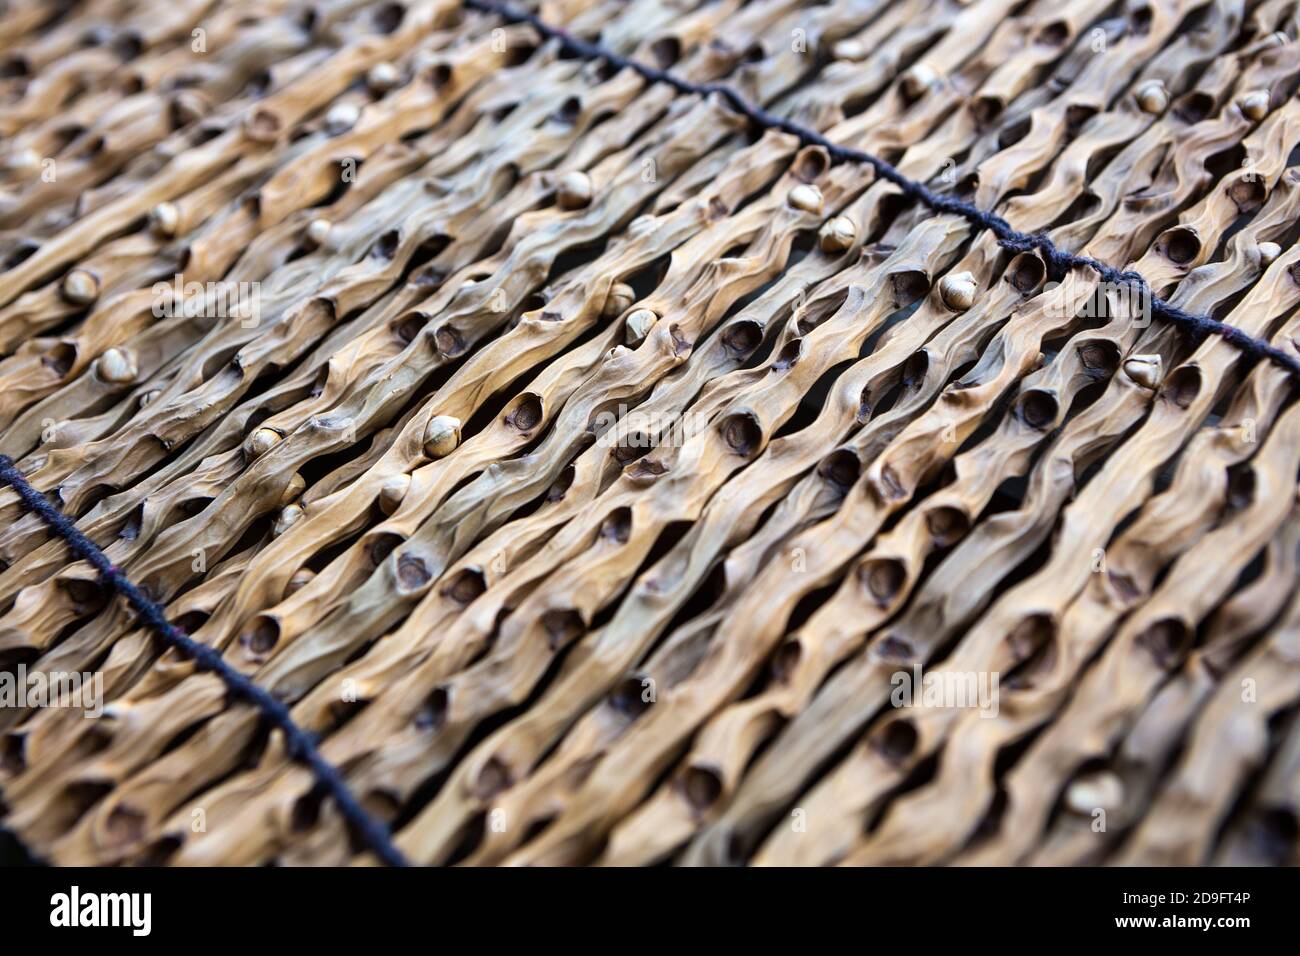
left=465, top=0, right=1300, bottom=380
left=0, top=457, right=409, bottom=867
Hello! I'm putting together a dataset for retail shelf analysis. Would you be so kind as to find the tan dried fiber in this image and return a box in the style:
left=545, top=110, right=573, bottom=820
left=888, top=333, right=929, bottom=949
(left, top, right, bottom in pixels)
left=1, top=0, right=1299, bottom=867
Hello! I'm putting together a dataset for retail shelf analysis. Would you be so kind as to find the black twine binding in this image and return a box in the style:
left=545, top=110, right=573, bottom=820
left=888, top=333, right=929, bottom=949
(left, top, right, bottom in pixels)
left=465, top=0, right=1300, bottom=381
left=0, top=456, right=409, bottom=867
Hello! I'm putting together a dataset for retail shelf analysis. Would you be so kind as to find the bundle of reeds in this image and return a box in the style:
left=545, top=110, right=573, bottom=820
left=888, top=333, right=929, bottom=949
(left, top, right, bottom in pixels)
left=0, top=0, right=1297, bottom=867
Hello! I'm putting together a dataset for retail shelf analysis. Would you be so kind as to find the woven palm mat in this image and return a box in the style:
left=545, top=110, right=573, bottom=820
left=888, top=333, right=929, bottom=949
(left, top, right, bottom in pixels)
left=1, top=0, right=1299, bottom=868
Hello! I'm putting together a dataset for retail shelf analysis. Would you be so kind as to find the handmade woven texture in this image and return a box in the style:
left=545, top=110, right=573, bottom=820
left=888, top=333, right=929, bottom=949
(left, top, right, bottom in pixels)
left=1, top=0, right=1299, bottom=867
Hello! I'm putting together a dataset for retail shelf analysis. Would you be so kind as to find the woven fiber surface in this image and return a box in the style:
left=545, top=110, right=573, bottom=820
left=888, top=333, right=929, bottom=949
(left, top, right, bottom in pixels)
left=1, top=0, right=1299, bottom=867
